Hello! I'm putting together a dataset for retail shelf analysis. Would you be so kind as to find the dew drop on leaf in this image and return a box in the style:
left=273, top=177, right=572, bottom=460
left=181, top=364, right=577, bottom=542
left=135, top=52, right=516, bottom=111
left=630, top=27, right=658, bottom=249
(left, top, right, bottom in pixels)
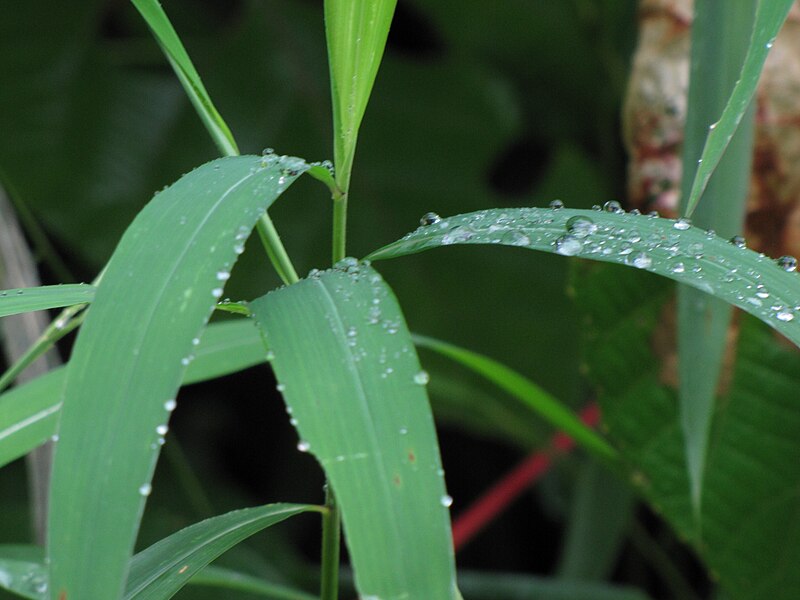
left=420, top=212, right=441, bottom=226
left=730, top=235, right=747, bottom=248
left=549, top=199, right=564, bottom=209
left=138, top=483, right=152, bottom=497
left=566, top=215, right=597, bottom=239
left=603, top=200, right=623, bottom=214
left=555, top=234, right=583, bottom=256
left=673, top=218, right=691, bottom=231
left=777, top=255, right=798, bottom=272
left=297, top=440, right=310, bottom=453
left=440, top=494, right=454, bottom=508
left=413, top=370, right=430, bottom=385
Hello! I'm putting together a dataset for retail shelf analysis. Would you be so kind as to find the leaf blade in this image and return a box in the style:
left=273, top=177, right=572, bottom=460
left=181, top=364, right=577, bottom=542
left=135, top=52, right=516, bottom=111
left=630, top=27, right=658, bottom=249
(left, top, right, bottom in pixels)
left=367, top=208, right=800, bottom=349
left=46, top=155, right=307, bottom=599
left=684, top=0, right=793, bottom=216
left=0, top=284, right=93, bottom=318
left=124, top=503, right=314, bottom=600
left=251, top=263, right=458, bottom=599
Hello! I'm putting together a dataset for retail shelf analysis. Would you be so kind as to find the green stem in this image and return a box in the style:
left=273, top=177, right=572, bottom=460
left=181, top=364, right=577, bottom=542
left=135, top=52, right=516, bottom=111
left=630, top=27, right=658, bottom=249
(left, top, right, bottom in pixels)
left=0, top=305, right=85, bottom=394
left=319, top=484, right=341, bottom=600
left=256, top=214, right=299, bottom=285
left=331, top=197, right=348, bottom=264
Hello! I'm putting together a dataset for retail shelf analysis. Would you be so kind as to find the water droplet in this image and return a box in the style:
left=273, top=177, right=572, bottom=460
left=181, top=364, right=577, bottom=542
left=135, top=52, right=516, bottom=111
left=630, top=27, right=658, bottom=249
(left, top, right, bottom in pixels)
left=671, top=261, right=686, bottom=274
left=216, top=271, right=230, bottom=281
left=181, top=357, right=190, bottom=366
left=777, top=309, right=795, bottom=322
left=777, top=255, right=798, bottom=272
left=603, top=200, right=623, bottom=214
left=756, top=285, right=770, bottom=299
left=566, top=216, right=597, bottom=239
left=442, top=225, right=473, bottom=245
left=211, top=288, right=224, bottom=298
left=139, top=483, right=152, bottom=496
left=399, top=427, right=408, bottom=435
left=500, top=230, right=531, bottom=246
left=192, top=337, right=200, bottom=346
left=555, top=234, right=583, bottom=256
left=276, top=383, right=286, bottom=392
left=297, top=440, right=310, bottom=453
left=156, top=424, right=169, bottom=436
left=632, top=252, right=652, bottom=269
left=673, top=218, right=691, bottom=230
left=51, top=434, right=59, bottom=442
left=413, top=370, right=430, bottom=385
left=440, top=494, right=454, bottom=508
left=265, top=350, right=275, bottom=361
left=420, top=212, right=441, bottom=226
left=164, top=399, right=177, bottom=412
left=648, top=210, right=660, bottom=218
left=629, top=208, right=642, bottom=216
left=730, top=235, right=747, bottom=249
left=234, top=243, right=245, bottom=255
left=549, top=199, right=564, bottom=209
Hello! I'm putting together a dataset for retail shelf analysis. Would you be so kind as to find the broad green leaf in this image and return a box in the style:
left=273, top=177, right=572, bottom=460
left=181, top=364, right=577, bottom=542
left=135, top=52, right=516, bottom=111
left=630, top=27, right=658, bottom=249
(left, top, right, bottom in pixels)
left=367, top=208, right=800, bottom=349
left=0, top=319, right=266, bottom=470
left=251, top=262, right=458, bottom=599
left=412, top=333, right=616, bottom=462
left=185, top=565, right=316, bottom=600
left=124, top=503, right=314, bottom=600
left=130, top=0, right=238, bottom=156
left=0, top=285, right=93, bottom=318
left=46, top=154, right=308, bottom=600
left=684, top=0, right=793, bottom=216
left=575, top=263, right=800, bottom=599
left=678, top=0, right=757, bottom=516
left=325, top=0, right=397, bottom=189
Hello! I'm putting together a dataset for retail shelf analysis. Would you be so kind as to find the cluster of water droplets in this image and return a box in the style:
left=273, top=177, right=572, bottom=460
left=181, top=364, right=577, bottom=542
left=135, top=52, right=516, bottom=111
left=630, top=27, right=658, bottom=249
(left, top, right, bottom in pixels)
left=398, top=202, right=800, bottom=332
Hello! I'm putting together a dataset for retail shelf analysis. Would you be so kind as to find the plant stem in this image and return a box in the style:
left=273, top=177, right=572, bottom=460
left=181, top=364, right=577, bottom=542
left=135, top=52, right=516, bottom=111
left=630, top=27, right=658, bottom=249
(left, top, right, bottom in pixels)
left=331, top=196, right=347, bottom=264
left=319, top=484, right=341, bottom=600
left=256, top=214, right=299, bottom=285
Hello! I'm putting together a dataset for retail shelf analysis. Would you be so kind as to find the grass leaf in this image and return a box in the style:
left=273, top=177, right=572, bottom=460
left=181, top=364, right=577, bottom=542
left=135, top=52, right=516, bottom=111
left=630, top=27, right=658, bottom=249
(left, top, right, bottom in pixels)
left=0, top=320, right=267, bottom=470
left=251, top=262, right=458, bottom=599
left=684, top=0, right=793, bottom=216
left=325, top=0, right=397, bottom=188
left=367, top=208, right=800, bottom=349
left=130, top=0, right=238, bottom=156
left=46, top=155, right=307, bottom=599
left=678, top=0, right=757, bottom=517
left=185, top=565, right=317, bottom=600
left=0, top=284, right=93, bottom=318
left=413, top=333, right=616, bottom=462
left=124, top=504, right=315, bottom=600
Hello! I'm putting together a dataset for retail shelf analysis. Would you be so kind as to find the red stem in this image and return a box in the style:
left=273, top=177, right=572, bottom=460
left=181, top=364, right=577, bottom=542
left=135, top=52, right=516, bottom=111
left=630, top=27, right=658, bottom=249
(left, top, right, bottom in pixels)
left=451, top=403, right=601, bottom=551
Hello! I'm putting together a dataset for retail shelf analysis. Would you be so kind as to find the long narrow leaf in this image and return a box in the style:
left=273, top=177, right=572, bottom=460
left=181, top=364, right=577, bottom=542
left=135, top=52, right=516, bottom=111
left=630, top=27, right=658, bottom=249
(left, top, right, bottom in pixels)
left=130, top=0, right=238, bottom=156
left=367, top=208, right=800, bottom=349
left=412, top=333, right=616, bottom=462
left=684, top=0, right=793, bottom=216
left=0, top=319, right=266, bottom=470
left=46, top=155, right=308, bottom=599
left=251, top=262, right=458, bottom=599
left=0, top=545, right=46, bottom=600
left=186, top=565, right=316, bottom=600
left=678, top=0, right=757, bottom=515
left=125, top=504, right=315, bottom=600
left=325, top=0, right=397, bottom=186
left=0, top=284, right=93, bottom=318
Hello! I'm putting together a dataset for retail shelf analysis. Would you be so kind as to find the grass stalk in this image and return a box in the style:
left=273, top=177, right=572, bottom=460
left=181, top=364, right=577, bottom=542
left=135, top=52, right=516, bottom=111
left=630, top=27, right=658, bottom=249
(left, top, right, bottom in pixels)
left=319, top=484, right=341, bottom=600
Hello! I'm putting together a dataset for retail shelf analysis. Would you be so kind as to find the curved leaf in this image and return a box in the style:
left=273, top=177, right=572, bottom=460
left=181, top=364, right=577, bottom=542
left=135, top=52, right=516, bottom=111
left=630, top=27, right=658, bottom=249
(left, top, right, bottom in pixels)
left=251, top=262, right=458, bottom=599
left=46, top=154, right=308, bottom=600
left=685, top=0, right=794, bottom=216
left=0, top=284, right=93, bottom=318
left=367, top=207, right=800, bottom=349
left=125, top=503, right=315, bottom=600
left=413, top=333, right=616, bottom=462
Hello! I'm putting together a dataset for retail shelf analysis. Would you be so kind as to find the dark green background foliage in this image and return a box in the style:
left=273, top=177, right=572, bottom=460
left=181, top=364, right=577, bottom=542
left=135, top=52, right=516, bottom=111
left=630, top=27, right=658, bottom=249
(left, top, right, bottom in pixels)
left=3, top=1, right=761, bottom=598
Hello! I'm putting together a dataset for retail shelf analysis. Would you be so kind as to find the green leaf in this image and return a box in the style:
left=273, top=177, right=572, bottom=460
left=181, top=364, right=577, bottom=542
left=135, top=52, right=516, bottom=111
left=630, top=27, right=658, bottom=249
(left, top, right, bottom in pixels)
left=412, top=333, right=616, bottom=462
left=0, top=545, right=46, bottom=600
left=0, top=284, right=93, bottom=318
left=325, top=0, right=397, bottom=189
left=186, top=565, right=316, bottom=600
left=130, top=0, right=238, bottom=157
left=574, top=263, right=800, bottom=599
left=367, top=208, right=800, bottom=349
left=46, top=154, right=307, bottom=600
left=678, top=0, right=757, bottom=515
left=251, top=262, right=458, bottom=599
left=684, top=0, right=793, bottom=216
left=0, top=319, right=266, bottom=470
left=124, top=504, right=314, bottom=600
